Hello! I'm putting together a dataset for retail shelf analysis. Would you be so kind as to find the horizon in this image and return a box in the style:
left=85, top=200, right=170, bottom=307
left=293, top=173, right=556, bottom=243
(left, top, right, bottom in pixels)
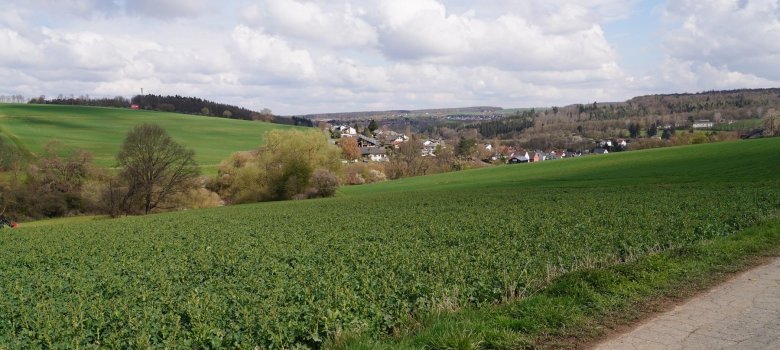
left=1, top=0, right=779, bottom=115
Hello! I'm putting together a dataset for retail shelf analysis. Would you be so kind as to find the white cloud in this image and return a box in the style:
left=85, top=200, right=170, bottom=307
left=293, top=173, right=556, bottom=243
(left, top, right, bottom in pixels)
left=243, top=0, right=378, bottom=48
left=2, top=0, right=778, bottom=115
left=662, top=0, right=780, bottom=81
left=654, top=58, right=776, bottom=92
left=373, top=0, right=617, bottom=72
left=230, top=25, right=315, bottom=83
left=125, top=0, right=210, bottom=18
left=0, top=29, right=42, bottom=67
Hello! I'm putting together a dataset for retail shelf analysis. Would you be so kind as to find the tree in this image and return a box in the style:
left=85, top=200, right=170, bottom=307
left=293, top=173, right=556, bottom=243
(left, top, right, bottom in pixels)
left=386, top=138, right=430, bottom=179
left=456, top=138, right=477, bottom=159
left=201, top=107, right=210, bottom=116
left=628, top=122, right=641, bottom=138
left=646, top=123, right=658, bottom=137
left=117, top=124, right=200, bottom=214
left=764, top=111, right=779, bottom=137
left=368, top=119, right=379, bottom=133
left=340, top=137, right=361, bottom=161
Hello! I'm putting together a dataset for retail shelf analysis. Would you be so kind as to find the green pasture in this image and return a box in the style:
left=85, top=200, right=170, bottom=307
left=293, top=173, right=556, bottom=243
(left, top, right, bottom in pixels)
left=0, top=104, right=296, bottom=173
left=710, top=118, right=764, bottom=131
left=341, top=138, right=778, bottom=196
left=0, top=138, right=778, bottom=348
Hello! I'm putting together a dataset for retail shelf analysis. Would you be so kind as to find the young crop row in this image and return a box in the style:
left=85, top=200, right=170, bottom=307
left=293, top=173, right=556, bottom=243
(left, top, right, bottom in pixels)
left=0, top=183, right=778, bottom=348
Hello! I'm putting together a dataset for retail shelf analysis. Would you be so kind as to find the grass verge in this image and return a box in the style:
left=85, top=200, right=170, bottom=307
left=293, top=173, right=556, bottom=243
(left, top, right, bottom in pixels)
left=332, top=218, right=780, bottom=349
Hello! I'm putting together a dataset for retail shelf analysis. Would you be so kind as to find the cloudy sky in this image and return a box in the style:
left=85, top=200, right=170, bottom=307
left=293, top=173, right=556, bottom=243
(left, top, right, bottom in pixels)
left=1, top=0, right=778, bottom=115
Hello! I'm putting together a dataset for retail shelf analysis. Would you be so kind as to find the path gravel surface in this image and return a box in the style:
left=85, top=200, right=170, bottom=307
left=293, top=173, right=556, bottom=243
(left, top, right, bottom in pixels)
left=594, top=257, right=780, bottom=350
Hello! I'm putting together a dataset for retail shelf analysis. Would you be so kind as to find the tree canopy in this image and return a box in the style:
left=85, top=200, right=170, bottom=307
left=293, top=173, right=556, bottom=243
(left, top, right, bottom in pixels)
left=117, top=124, right=200, bottom=214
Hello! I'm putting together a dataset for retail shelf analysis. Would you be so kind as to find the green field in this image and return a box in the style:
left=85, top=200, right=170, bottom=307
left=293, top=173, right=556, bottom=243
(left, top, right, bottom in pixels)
left=711, top=118, right=764, bottom=131
left=0, top=104, right=296, bottom=172
left=0, top=138, right=779, bottom=348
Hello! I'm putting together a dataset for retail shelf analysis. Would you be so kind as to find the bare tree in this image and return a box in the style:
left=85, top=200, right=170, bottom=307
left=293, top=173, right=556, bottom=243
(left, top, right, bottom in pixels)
left=117, top=124, right=200, bottom=214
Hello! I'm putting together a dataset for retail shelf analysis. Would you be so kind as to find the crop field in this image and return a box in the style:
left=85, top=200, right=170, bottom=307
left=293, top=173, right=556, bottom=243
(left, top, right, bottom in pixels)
left=0, top=139, right=778, bottom=348
left=0, top=104, right=296, bottom=172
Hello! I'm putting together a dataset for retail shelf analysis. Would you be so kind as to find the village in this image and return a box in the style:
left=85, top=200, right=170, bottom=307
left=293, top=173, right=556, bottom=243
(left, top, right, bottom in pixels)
left=327, top=123, right=638, bottom=165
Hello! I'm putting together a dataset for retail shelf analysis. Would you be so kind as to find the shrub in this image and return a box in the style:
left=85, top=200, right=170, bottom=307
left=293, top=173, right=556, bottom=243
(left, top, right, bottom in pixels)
left=310, top=169, right=340, bottom=197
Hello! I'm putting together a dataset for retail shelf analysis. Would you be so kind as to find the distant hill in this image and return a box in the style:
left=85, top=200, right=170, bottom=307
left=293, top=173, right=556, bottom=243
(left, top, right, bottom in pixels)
left=301, top=88, right=779, bottom=124
left=303, top=106, right=505, bottom=121
left=553, top=87, right=780, bottom=121
left=0, top=104, right=298, bottom=173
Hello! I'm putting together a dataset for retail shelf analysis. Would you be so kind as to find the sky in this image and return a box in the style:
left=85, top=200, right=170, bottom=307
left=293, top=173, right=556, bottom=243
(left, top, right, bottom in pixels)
left=0, top=0, right=778, bottom=115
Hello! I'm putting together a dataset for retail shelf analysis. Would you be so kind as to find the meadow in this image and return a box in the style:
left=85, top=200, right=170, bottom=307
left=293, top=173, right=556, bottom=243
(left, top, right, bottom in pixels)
left=0, top=138, right=778, bottom=348
left=0, top=104, right=295, bottom=172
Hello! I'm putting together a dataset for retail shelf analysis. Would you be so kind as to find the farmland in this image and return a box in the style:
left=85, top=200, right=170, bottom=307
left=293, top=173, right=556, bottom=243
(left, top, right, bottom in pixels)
left=0, top=138, right=779, bottom=348
left=0, top=104, right=296, bottom=172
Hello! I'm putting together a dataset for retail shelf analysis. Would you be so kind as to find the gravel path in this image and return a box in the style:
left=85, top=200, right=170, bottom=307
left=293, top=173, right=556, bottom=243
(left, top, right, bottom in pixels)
left=594, top=257, right=780, bottom=350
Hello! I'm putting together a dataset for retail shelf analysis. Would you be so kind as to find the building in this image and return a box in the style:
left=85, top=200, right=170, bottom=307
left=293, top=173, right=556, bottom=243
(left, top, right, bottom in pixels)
left=360, top=147, right=388, bottom=162
left=421, top=139, right=443, bottom=156
left=508, top=151, right=530, bottom=163
left=693, top=120, right=714, bottom=129
left=332, top=125, right=357, bottom=135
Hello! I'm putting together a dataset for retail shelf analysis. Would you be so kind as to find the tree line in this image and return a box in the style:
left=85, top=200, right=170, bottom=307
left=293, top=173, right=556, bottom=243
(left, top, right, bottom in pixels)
left=130, top=95, right=314, bottom=127
left=0, top=126, right=342, bottom=222
left=28, top=95, right=131, bottom=108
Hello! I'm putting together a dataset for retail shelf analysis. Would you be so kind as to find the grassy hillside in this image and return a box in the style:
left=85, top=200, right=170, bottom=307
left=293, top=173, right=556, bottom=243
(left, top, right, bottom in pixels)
left=341, top=138, right=778, bottom=196
left=0, top=104, right=296, bottom=172
left=0, top=138, right=778, bottom=348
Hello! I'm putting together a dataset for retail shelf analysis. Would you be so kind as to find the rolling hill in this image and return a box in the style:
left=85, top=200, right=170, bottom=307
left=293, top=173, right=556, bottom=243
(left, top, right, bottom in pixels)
left=0, top=104, right=298, bottom=172
left=1, top=138, right=778, bottom=348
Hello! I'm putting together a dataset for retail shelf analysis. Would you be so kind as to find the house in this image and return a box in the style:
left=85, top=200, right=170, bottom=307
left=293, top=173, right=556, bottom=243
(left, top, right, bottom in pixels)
left=332, top=125, right=357, bottom=135
left=360, top=147, right=388, bottom=162
left=355, top=134, right=380, bottom=148
left=528, top=151, right=542, bottom=162
left=592, top=148, right=609, bottom=155
left=421, top=139, right=443, bottom=156
left=548, top=149, right=567, bottom=160
left=130, top=104, right=140, bottom=110
left=616, top=139, right=628, bottom=148
left=692, top=119, right=714, bottom=129
left=508, top=151, right=530, bottom=164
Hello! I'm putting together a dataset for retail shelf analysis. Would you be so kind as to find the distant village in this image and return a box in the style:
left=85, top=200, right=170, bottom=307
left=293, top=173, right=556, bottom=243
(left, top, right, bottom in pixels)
left=328, top=123, right=637, bottom=164
left=327, top=114, right=751, bottom=166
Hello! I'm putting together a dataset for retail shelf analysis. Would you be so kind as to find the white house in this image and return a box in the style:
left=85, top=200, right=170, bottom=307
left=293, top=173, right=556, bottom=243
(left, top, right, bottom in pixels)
left=360, top=147, right=388, bottom=162
left=332, top=125, right=357, bottom=135
left=693, top=120, right=714, bottom=129
left=421, top=139, right=443, bottom=156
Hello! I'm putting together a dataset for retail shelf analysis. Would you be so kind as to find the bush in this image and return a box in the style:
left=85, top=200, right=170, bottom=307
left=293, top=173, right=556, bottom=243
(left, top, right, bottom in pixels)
left=39, top=193, right=67, bottom=218
left=169, top=187, right=223, bottom=210
left=213, top=129, right=341, bottom=203
left=343, top=163, right=387, bottom=185
left=310, top=169, right=340, bottom=197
